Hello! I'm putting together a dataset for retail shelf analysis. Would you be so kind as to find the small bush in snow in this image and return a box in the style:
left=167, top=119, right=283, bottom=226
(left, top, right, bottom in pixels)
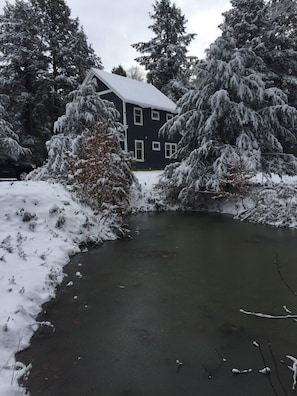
left=65, top=122, right=135, bottom=214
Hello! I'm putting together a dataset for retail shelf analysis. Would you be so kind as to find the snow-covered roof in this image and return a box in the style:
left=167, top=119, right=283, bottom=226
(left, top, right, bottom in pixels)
left=88, top=68, right=177, bottom=113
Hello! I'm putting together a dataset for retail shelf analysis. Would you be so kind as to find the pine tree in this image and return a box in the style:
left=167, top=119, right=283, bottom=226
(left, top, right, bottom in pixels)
left=30, top=0, right=102, bottom=122
left=0, top=94, right=30, bottom=159
left=111, top=65, right=127, bottom=77
left=220, top=0, right=267, bottom=49
left=32, top=79, right=122, bottom=180
left=220, top=0, right=297, bottom=111
left=0, top=0, right=49, bottom=162
left=0, top=0, right=102, bottom=164
left=264, top=0, right=297, bottom=110
left=132, top=0, right=196, bottom=101
left=160, top=24, right=297, bottom=206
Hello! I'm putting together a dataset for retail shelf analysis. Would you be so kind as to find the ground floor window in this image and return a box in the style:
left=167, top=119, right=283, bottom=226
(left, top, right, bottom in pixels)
left=134, top=140, right=145, bottom=162
left=165, top=142, right=177, bottom=159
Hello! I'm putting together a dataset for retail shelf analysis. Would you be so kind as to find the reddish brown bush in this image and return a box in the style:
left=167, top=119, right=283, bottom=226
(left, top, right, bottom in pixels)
left=66, top=122, right=134, bottom=212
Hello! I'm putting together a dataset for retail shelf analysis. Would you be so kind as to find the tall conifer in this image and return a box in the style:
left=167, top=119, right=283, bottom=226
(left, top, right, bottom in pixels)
left=132, top=0, right=196, bottom=100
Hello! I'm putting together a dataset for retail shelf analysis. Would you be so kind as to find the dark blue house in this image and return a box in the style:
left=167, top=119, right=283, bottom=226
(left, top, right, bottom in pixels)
left=84, top=68, right=178, bottom=170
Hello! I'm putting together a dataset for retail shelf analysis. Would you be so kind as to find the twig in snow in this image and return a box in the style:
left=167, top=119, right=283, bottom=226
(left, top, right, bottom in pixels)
left=11, top=337, right=23, bottom=385
left=268, top=340, right=288, bottom=396
left=175, top=359, right=183, bottom=373
left=253, top=340, right=268, bottom=368
left=283, top=306, right=297, bottom=323
left=259, top=367, right=271, bottom=375
left=275, top=253, right=297, bottom=297
left=232, top=368, right=252, bottom=375
left=202, top=364, right=212, bottom=379
left=287, top=355, right=297, bottom=390
left=240, top=309, right=297, bottom=319
left=3, top=317, right=10, bottom=332
left=215, top=348, right=227, bottom=362
left=253, top=341, right=278, bottom=396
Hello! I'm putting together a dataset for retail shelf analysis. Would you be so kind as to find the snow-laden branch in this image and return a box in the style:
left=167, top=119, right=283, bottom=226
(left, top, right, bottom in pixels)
left=240, top=309, right=297, bottom=319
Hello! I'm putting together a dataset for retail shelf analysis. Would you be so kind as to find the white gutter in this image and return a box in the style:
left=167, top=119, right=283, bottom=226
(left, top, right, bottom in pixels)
left=122, top=100, right=128, bottom=152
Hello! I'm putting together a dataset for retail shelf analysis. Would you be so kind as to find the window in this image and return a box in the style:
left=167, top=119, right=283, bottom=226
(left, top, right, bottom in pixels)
left=152, top=141, right=161, bottom=151
left=134, top=107, right=143, bottom=125
left=151, top=110, right=160, bottom=121
left=165, top=142, right=177, bottom=159
left=166, top=113, right=174, bottom=122
left=134, top=140, right=144, bottom=162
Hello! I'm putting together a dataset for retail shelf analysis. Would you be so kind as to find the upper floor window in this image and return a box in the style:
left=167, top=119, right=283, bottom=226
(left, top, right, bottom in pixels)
left=134, top=107, right=143, bottom=125
left=166, top=113, right=174, bottom=122
left=151, top=110, right=160, bottom=121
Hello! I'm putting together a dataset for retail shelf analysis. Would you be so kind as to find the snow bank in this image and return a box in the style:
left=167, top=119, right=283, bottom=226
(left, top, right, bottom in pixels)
left=0, top=181, right=117, bottom=396
left=234, top=174, right=297, bottom=228
left=130, top=170, right=167, bottom=211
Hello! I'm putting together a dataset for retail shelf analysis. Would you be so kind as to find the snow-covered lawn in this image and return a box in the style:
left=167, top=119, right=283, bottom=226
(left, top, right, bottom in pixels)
left=0, top=181, right=119, bottom=395
left=0, top=172, right=162, bottom=396
left=1, top=169, right=297, bottom=395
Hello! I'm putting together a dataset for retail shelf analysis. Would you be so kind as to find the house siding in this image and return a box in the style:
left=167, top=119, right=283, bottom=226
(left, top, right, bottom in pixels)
left=90, top=71, right=178, bottom=170
left=126, top=104, right=176, bottom=170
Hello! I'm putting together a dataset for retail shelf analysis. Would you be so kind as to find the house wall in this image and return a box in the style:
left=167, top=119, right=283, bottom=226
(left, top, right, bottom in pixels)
left=126, top=104, right=176, bottom=170
left=93, top=75, right=178, bottom=170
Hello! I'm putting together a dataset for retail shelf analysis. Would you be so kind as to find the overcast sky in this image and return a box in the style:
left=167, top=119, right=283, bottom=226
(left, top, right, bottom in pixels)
left=0, top=0, right=231, bottom=72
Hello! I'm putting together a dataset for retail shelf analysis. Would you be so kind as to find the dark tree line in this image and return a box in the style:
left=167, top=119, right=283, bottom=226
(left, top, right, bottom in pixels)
left=0, top=0, right=101, bottom=163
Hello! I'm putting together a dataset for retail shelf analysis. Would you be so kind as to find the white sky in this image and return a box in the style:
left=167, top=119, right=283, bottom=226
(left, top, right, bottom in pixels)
left=0, top=0, right=231, bottom=71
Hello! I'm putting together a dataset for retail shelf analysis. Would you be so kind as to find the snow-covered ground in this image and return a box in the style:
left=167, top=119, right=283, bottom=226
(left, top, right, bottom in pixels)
left=1, top=170, right=297, bottom=395
left=0, top=171, right=162, bottom=396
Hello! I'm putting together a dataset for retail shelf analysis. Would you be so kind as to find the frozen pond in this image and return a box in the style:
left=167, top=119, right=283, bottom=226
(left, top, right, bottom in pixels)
left=18, top=212, right=297, bottom=395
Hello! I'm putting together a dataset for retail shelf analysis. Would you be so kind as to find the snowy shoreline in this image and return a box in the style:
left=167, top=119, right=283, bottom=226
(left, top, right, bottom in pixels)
left=0, top=180, right=119, bottom=396
left=1, top=171, right=297, bottom=395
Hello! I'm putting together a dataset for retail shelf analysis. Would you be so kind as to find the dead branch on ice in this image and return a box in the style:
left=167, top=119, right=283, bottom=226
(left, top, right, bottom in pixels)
left=240, top=309, right=297, bottom=319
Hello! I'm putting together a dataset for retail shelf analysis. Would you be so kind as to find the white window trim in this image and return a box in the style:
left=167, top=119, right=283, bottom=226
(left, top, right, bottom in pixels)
left=134, top=140, right=145, bottom=162
left=151, top=110, right=160, bottom=121
left=166, top=113, right=174, bottom=121
left=152, top=141, right=161, bottom=151
left=133, top=107, right=143, bottom=125
left=165, top=142, right=177, bottom=159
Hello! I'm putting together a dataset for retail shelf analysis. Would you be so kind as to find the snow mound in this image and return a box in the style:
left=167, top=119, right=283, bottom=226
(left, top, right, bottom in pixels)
left=0, top=181, right=117, bottom=395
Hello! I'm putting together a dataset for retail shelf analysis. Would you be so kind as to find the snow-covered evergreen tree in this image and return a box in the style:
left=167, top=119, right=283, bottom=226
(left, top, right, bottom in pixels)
left=30, top=0, right=102, bottom=122
left=132, top=0, right=196, bottom=101
left=0, top=94, right=30, bottom=159
left=220, top=0, right=267, bottom=49
left=221, top=0, right=297, bottom=110
left=0, top=0, right=102, bottom=164
left=160, top=24, right=297, bottom=206
left=32, top=79, right=123, bottom=180
left=264, top=0, right=297, bottom=111
left=0, top=0, right=49, bottom=162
